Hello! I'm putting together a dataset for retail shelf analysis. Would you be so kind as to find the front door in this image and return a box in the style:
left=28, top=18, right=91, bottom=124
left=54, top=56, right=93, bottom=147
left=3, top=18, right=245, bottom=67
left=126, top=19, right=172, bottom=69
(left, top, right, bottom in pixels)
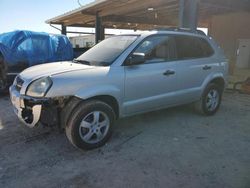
left=124, top=35, right=179, bottom=115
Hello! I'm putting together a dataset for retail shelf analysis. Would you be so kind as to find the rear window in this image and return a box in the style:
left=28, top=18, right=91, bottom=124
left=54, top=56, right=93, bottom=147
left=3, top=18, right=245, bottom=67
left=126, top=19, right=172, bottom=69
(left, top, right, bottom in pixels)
left=175, top=35, right=214, bottom=60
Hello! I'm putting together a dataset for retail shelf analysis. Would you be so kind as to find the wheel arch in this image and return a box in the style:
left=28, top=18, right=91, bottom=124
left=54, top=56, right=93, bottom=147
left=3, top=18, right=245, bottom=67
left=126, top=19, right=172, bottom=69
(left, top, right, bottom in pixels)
left=86, top=95, right=120, bottom=119
left=202, top=72, right=226, bottom=92
left=74, top=85, right=121, bottom=118
left=209, top=77, right=226, bottom=92
left=60, top=94, right=120, bottom=129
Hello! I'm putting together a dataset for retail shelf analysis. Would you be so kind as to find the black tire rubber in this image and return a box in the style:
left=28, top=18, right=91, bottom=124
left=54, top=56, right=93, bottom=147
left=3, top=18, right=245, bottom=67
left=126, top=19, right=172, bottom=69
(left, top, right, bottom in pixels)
left=65, top=100, right=115, bottom=150
left=194, top=83, right=223, bottom=116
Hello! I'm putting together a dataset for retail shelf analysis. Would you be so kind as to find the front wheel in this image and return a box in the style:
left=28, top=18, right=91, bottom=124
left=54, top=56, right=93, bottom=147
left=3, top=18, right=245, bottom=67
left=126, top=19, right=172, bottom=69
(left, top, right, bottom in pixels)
left=65, top=100, right=115, bottom=150
left=195, top=83, right=223, bottom=116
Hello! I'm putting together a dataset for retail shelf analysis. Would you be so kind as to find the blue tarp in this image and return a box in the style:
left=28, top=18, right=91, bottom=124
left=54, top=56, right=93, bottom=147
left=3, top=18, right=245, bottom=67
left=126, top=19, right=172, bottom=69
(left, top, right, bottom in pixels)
left=0, top=30, right=73, bottom=66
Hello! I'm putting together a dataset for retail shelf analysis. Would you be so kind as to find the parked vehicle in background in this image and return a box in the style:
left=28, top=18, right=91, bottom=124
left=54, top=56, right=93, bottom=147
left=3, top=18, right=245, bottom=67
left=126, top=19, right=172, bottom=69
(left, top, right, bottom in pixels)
left=9, top=29, right=228, bottom=150
left=0, top=30, right=73, bottom=91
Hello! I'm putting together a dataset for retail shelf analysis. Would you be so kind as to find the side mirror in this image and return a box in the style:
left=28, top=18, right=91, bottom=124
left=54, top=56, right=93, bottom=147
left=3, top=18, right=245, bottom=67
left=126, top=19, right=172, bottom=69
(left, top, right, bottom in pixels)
left=126, top=53, right=145, bottom=66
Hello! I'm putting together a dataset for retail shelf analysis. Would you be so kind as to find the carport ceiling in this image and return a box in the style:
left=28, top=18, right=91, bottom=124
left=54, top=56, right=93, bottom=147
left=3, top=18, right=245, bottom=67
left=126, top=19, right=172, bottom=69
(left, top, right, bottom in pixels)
left=46, top=0, right=250, bottom=29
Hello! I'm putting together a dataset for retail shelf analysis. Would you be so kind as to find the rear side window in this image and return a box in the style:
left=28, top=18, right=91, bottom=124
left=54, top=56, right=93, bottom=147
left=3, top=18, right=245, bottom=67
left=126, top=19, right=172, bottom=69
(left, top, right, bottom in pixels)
left=175, top=35, right=214, bottom=60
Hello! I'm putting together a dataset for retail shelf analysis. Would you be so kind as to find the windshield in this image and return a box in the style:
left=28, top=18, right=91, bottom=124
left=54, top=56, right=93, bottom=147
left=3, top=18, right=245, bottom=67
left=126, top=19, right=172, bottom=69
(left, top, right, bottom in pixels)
left=76, top=35, right=139, bottom=66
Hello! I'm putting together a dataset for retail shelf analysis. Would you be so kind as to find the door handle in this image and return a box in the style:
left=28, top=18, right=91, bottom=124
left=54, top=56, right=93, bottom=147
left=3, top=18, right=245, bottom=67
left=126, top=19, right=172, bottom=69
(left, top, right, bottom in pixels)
left=163, top=70, right=175, bottom=76
left=203, top=65, right=212, bottom=70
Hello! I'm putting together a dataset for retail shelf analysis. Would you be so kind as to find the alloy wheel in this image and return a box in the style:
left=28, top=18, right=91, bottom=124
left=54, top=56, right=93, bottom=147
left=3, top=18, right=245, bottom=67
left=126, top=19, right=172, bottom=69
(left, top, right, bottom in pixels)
left=78, top=111, right=110, bottom=144
left=205, top=89, right=220, bottom=112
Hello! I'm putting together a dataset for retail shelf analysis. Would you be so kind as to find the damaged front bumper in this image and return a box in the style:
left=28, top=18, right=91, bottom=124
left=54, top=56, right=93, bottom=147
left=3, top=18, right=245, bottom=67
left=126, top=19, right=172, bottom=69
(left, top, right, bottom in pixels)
left=9, top=85, right=50, bottom=128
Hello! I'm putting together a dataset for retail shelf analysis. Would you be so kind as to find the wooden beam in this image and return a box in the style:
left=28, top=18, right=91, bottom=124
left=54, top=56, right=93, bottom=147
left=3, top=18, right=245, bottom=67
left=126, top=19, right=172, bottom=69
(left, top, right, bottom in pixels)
left=102, top=15, right=176, bottom=26
left=80, top=10, right=96, bottom=16
left=201, top=0, right=250, bottom=12
left=68, top=23, right=95, bottom=27
left=125, top=3, right=179, bottom=17
left=63, top=16, right=95, bottom=26
left=99, top=0, right=178, bottom=17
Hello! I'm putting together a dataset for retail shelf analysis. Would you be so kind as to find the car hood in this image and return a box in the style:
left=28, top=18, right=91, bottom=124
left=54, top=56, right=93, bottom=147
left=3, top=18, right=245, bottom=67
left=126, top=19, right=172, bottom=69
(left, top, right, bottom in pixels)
left=19, top=61, right=95, bottom=80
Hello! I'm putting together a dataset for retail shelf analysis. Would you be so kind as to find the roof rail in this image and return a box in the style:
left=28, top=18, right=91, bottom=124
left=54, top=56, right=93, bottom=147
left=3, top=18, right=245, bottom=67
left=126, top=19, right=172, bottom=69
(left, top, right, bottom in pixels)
left=152, top=27, right=206, bottom=35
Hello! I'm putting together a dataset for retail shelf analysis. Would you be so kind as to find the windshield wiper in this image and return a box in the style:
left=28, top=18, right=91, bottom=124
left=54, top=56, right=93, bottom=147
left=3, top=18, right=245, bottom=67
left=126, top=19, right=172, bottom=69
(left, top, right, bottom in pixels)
left=73, top=59, right=91, bottom=65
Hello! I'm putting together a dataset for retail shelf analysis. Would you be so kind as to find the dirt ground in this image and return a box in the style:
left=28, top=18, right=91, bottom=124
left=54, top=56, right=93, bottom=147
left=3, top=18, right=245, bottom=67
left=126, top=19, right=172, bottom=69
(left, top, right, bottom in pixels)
left=0, top=91, right=250, bottom=188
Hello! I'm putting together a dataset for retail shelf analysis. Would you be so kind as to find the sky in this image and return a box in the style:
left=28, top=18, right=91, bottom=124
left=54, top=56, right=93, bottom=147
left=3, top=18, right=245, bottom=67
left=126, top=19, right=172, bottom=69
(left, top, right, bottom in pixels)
left=0, top=0, right=94, bottom=34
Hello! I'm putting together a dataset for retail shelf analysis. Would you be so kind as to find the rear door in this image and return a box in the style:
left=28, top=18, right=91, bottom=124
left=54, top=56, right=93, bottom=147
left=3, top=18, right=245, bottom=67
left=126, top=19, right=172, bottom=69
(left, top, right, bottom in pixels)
left=124, top=34, right=179, bottom=115
left=173, top=35, right=216, bottom=102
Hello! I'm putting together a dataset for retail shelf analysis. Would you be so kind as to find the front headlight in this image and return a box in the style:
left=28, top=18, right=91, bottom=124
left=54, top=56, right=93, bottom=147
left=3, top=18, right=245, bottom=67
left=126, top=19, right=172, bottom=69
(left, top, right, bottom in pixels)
left=26, top=77, right=52, bottom=97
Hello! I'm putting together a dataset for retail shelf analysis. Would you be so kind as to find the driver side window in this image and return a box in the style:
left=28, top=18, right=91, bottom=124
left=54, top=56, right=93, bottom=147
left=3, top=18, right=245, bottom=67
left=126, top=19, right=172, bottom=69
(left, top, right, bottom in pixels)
left=134, top=35, right=176, bottom=64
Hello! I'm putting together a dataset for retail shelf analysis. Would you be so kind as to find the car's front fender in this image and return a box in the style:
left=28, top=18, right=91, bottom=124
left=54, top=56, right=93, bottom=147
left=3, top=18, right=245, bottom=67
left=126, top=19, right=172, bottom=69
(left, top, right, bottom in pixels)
left=74, top=84, right=123, bottom=115
left=75, top=85, right=121, bottom=101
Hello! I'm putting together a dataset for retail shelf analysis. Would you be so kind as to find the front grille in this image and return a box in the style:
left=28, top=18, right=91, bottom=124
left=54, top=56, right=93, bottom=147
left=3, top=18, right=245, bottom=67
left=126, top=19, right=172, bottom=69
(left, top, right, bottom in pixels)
left=15, top=76, right=24, bottom=91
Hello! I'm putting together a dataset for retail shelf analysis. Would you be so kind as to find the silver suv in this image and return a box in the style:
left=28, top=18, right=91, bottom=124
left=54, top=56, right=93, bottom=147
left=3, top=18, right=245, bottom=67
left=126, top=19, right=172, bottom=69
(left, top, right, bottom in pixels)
left=9, top=29, right=228, bottom=150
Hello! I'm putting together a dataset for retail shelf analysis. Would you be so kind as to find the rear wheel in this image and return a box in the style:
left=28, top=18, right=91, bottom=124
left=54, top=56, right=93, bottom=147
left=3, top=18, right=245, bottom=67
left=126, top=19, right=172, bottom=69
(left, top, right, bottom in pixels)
left=195, top=83, right=223, bottom=116
left=65, top=100, right=115, bottom=150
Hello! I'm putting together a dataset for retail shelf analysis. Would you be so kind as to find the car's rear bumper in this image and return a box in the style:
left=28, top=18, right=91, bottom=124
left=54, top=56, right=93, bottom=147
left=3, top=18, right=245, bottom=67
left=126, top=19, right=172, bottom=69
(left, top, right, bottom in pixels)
left=9, top=85, right=44, bottom=128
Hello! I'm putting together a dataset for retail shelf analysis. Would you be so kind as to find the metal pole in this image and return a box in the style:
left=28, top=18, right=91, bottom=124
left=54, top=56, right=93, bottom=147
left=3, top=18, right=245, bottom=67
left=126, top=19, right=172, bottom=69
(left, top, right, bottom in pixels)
left=61, top=25, right=67, bottom=35
left=190, top=0, right=199, bottom=31
left=100, top=26, right=105, bottom=41
left=95, top=12, right=101, bottom=44
left=179, top=0, right=185, bottom=28
left=95, top=12, right=105, bottom=44
left=179, top=0, right=199, bottom=31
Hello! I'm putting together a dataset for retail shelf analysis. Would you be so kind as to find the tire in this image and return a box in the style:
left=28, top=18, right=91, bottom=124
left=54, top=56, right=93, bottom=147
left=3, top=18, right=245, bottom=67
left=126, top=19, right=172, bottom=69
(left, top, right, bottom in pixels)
left=65, top=100, right=115, bottom=150
left=194, top=83, right=223, bottom=116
